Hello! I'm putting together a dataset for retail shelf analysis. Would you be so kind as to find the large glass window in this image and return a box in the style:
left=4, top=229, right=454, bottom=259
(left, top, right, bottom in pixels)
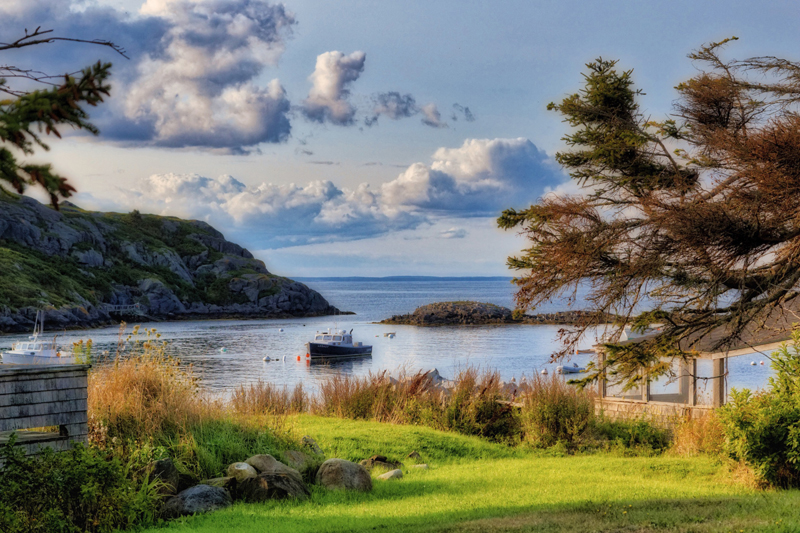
left=605, top=377, right=644, bottom=400
left=649, top=359, right=691, bottom=404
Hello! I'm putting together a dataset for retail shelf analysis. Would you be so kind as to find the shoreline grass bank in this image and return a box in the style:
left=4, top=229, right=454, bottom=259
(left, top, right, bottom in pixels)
left=145, top=415, right=800, bottom=533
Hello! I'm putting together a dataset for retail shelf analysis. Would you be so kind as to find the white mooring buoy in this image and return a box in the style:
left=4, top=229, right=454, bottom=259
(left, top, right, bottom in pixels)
left=541, top=368, right=548, bottom=375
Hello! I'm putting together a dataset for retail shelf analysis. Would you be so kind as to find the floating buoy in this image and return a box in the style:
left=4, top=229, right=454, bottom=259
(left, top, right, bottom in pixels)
left=296, top=354, right=301, bottom=361
left=541, top=369, right=548, bottom=375
left=388, top=334, right=395, bottom=339
left=760, top=361, right=764, bottom=365
left=263, top=356, right=270, bottom=362
left=282, top=355, right=286, bottom=361
left=750, top=361, right=756, bottom=366
left=305, top=353, right=310, bottom=359
left=220, top=347, right=227, bottom=353
left=279, top=328, right=284, bottom=332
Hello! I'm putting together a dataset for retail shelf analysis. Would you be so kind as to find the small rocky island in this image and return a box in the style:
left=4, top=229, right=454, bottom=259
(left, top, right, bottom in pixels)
left=380, top=301, right=616, bottom=326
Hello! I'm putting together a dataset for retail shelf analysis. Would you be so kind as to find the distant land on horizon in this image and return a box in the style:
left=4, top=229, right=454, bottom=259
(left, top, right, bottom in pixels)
left=295, top=276, right=514, bottom=282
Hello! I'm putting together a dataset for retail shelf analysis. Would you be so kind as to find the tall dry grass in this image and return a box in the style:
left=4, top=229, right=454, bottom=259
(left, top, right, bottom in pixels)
left=520, top=372, right=595, bottom=448
left=88, top=325, right=215, bottom=446
left=230, top=381, right=307, bottom=415
left=671, top=410, right=725, bottom=456
left=88, top=325, right=297, bottom=479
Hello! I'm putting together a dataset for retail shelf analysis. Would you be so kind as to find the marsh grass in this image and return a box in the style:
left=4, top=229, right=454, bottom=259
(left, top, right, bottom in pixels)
left=88, top=325, right=297, bottom=479
left=520, top=372, right=595, bottom=448
left=670, top=410, right=725, bottom=457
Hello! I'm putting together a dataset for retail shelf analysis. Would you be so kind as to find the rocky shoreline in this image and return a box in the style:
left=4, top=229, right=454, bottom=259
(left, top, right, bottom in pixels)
left=379, top=301, right=617, bottom=326
left=0, top=195, right=342, bottom=333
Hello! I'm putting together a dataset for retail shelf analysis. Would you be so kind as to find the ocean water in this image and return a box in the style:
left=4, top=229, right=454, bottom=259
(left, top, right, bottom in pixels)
left=0, top=279, right=775, bottom=395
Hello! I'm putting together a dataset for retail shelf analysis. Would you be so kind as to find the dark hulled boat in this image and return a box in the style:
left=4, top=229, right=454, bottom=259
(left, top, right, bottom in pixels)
left=306, top=329, right=372, bottom=359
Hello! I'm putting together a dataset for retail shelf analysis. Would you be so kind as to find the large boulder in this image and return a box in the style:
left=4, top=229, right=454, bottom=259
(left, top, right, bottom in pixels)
left=245, top=454, right=304, bottom=484
left=283, top=450, right=315, bottom=473
left=235, top=473, right=311, bottom=502
left=161, top=485, right=232, bottom=519
left=316, top=459, right=372, bottom=492
left=227, top=462, right=258, bottom=482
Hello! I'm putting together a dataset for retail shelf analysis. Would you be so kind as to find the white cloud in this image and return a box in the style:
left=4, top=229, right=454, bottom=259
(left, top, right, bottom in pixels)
left=80, top=137, right=565, bottom=247
left=381, top=138, right=563, bottom=214
left=301, top=50, right=366, bottom=125
left=420, top=103, right=446, bottom=128
left=122, top=0, right=295, bottom=149
left=3, top=0, right=295, bottom=151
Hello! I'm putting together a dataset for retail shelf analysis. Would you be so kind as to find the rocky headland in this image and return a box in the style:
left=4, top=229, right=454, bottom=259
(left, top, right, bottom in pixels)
left=379, top=301, right=616, bottom=326
left=0, top=194, right=340, bottom=333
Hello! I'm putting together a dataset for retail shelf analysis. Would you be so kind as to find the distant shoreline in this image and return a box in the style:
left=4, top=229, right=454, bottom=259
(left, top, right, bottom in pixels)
left=295, top=276, right=514, bottom=282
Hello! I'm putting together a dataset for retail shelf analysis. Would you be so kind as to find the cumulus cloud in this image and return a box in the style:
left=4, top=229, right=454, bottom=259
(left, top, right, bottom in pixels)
left=3, top=0, right=295, bottom=151
left=121, top=0, right=295, bottom=149
left=365, top=92, right=448, bottom=128
left=86, top=137, right=565, bottom=247
left=301, top=50, right=366, bottom=125
left=381, top=138, right=563, bottom=214
left=108, top=172, right=423, bottom=247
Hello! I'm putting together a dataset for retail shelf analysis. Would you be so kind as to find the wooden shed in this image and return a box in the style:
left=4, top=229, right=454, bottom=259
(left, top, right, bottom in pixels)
left=0, top=364, right=91, bottom=456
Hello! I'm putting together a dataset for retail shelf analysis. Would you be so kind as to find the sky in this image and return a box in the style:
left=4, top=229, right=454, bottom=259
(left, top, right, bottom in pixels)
left=3, top=0, right=800, bottom=276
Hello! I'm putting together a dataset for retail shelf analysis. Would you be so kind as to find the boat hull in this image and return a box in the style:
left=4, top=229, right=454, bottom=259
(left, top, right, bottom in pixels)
left=306, top=342, right=372, bottom=359
left=1, top=352, right=78, bottom=365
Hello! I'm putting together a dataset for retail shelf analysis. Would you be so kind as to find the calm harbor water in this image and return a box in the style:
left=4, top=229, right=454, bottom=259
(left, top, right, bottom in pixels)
left=0, top=279, right=774, bottom=394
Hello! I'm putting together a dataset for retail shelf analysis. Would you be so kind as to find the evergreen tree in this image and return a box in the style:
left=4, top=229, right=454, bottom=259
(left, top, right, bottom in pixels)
left=499, top=38, right=800, bottom=388
left=0, top=27, right=123, bottom=207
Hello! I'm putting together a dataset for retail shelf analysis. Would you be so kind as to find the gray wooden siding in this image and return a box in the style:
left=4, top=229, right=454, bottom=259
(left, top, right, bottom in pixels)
left=0, top=364, right=91, bottom=456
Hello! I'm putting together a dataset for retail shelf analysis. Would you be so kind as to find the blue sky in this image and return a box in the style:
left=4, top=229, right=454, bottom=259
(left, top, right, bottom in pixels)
left=5, top=0, right=800, bottom=276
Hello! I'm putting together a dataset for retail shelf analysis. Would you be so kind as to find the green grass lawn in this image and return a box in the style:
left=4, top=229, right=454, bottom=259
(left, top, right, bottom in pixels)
left=145, top=416, right=800, bottom=533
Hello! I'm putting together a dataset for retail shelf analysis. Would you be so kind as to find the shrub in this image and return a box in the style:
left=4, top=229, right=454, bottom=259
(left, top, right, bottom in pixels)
left=0, top=437, right=160, bottom=533
left=592, top=416, right=670, bottom=454
left=520, top=373, right=594, bottom=449
left=716, top=329, right=800, bottom=487
left=441, top=368, right=521, bottom=443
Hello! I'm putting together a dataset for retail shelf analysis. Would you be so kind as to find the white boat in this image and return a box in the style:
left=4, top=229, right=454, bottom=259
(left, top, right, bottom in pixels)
left=557, top=363, right=585, bottom=374
left=1, top=311, right=76, bottom=365
left=306, top=328, right=372, bottom=359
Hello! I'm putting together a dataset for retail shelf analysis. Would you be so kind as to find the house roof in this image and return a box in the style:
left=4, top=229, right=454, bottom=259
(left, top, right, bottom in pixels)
left=601, top=300, right=800, bottom=359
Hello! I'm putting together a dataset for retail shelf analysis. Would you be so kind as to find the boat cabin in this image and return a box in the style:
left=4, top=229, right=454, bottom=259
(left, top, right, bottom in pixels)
left=10, top=339, right=56, bottom=354
left=313, top=330, right=353, bottom=346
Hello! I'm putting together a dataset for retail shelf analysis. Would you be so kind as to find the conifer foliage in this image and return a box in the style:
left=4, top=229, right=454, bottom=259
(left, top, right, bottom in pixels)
left=500, top=39, right=800, bottom=387
left=0, top=27, right=120, bottom=207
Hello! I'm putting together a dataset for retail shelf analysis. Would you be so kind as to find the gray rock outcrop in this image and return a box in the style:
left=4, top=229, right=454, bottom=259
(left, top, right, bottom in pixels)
left=380, top=301, right=618, bottom=326
left=0, top=195, right=341, bottom=332
left=378, top=469, right=403, bottom=480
